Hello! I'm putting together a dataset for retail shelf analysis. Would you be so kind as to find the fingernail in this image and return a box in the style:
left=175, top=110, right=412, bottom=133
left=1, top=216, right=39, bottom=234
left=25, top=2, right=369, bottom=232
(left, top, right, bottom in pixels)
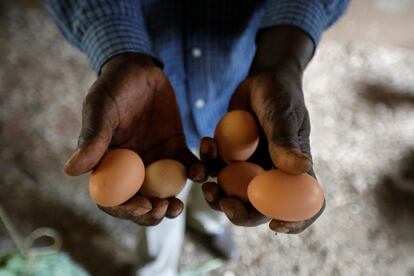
left=133, top=206, right=151, bottom=216
left=190, top=163, right=207, bottom=182
left=289, top=150, right=312, bottom=172
left=168, top=207, right=183, bottom=218
left=204, top=191, right=213, bottom=202
left=200, top=141, right=210, bottom=156
left=274, top=227, right=289, bottom=234
left=64, top=149, right=80, bottom=169
left=152, top=201, right=169, bottom=219
left=224, top=208, right=234, bottom=220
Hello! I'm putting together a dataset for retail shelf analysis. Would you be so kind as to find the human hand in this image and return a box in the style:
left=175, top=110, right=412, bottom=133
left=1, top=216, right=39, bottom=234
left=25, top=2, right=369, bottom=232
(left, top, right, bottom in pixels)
left=199, top=27, right=325, bottom=234
left=64, top=53, right=203, bottom=226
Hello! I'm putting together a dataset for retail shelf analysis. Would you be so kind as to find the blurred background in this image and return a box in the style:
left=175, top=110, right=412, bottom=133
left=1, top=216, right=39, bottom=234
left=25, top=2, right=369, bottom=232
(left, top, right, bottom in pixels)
left=1, top=0, right=414, bottom=275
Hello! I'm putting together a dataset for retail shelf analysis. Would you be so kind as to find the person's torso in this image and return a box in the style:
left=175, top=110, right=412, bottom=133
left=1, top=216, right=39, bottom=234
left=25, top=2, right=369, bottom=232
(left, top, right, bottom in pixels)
left=142, top=0, right=265, bottom=147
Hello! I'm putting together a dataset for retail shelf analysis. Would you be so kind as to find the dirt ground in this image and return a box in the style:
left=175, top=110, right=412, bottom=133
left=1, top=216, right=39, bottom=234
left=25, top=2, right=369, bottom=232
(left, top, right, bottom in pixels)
left=1, top=1, right=414, bottom=275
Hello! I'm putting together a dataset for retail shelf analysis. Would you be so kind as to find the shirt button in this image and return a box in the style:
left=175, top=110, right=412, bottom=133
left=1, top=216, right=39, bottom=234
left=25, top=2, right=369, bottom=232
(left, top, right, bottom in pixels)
left=194, top=99, right=205, bottom=109
left=192, top=47, right=202, bottom=58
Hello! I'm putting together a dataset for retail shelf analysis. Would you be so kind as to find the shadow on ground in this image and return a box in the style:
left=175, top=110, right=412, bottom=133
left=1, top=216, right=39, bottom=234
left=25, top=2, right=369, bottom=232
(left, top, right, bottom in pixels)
left=373, top=148, right=414, bottom=241
left=359, top=82, right=414, bottom=108
left=0, top=163, right=135, bottom=276
left=359, top=82, right=414, bottom=241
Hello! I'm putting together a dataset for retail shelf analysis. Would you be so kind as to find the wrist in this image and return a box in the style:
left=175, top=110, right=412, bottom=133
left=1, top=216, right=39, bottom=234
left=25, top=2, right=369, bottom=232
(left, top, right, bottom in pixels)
left=250, top=26, right=315, bottom=76
left=101, top=52, right=159, bottom=75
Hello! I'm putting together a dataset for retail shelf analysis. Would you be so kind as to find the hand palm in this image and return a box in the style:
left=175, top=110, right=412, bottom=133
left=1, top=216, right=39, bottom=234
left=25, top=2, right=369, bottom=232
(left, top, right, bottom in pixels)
left=107, top=70, right=190, bottom=166
left=201, top=73, right=324, bottom=234
left=65, top=56, right=199, bottom=226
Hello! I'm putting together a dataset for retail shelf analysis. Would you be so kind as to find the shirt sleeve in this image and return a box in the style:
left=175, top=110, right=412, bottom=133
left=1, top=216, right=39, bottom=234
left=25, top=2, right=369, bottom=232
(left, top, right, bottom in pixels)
left=260, top=0, right=350, bottom=46
left=43, top=0, right=159, bottom=73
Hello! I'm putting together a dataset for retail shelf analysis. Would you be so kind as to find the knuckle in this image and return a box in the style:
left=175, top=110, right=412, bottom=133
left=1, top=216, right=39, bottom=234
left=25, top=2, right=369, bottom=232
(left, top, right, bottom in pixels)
left=78, top=127, right=110, bottom=148
left=132, top=218, right=146, bottom=226
left=132, top=214, right=159, bottom=226
left=78, top=126, right=95, bottom=142
left=99, top=206, right=126, bottom=219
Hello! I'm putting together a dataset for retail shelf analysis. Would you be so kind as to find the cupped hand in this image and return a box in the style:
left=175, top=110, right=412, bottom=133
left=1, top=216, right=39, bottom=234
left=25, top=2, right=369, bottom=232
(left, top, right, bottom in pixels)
left=198, top=66, right=324, bottom=234
left=64, top=53, right=203, bottom=226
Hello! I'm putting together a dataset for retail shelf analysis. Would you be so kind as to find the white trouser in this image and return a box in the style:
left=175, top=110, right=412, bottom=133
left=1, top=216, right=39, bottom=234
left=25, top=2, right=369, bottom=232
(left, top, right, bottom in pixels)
left=135, top=180, right=228, bottom=276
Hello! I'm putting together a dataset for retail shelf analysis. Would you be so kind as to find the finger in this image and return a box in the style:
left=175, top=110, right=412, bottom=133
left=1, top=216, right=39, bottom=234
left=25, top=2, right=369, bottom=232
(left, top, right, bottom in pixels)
left=98, top=195, right=152, bottom=219
left=200, top=137, right=218, bottom=161
left=307, top=167, right=316, bottom=179
left=166, top=197, right=184, bottom=218
left=268, top=144, right=312, bottom=175
left=120, top=195, right=153, bottom=217
left=299, top=142, right=316, bottom=178
left=266, top=114, right=311, bottom=174
left=64, top=132, right=112, bottom=176
left=219, top=198, right=248, bottom=225
left=202, top=182, right=226, bottom=211
left=219, top=198, right=270, bottom=226
left=148, top=198, right=169, bottom=220
left=189, top=162, right=207, bottom=183
left=176, top=147, right=207, bottom=183
left=298, top=116, right=316, bottom=178
left=176, top=147, right=200, bottom=171
left=133, top=198, right=169, bottom=226
left=250, top=76, right=311, bottom=174
left=246, top=206, right=272, bottom=226
left=64, top=90, right=117, bottom=176
left=269, top=199, right=326, bottom=234
left=199, top=137, right=225, bottom=177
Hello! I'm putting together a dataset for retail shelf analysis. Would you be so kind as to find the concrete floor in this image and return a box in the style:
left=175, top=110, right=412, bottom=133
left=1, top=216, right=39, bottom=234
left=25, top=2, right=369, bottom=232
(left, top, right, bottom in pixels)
left=1, top=0, right=414, bottom=275
left=325, top=0, right=414, bottom=49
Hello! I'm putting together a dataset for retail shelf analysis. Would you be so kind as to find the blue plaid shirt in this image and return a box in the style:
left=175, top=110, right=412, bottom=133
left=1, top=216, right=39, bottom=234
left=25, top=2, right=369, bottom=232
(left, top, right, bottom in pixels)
left=44, top=0, right=348, bottom=148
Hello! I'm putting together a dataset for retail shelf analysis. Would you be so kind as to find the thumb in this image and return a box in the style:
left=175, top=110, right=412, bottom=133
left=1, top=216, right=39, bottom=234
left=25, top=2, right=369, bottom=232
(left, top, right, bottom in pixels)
left=266, top=108, right=312, bottom=175
left=64, top=94, right=115, bottom=176
left=268, top=142, right=311, bottom=175
left=250, top=75, right=312, bottom=175
left=64, top=124, right=113, bottom=176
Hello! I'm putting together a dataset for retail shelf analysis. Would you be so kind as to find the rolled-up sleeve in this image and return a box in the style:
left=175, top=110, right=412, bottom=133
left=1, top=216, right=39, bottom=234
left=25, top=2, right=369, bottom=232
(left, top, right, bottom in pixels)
left=260, top=0, right=350, bottom=45
left=43, top=0, right=158, bottom=73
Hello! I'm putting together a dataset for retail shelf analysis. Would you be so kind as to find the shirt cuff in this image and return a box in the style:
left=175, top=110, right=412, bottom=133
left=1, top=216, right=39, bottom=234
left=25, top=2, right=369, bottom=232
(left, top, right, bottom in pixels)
left=260, top=0, right=328, bottom=46
left=81, top=16, right=160, bottom=74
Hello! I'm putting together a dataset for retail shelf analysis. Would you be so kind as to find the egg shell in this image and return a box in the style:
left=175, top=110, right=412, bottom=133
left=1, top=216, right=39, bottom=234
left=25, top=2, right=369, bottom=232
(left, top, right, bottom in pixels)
left=247, top=170, right=324, bottom=222
left=218, top=162, right=264, bottom=202
left=140, top=159, right=187, bottom=198
left=89, top=149, right=145, bottom=207
left=214, top=110, right=259, bottom=163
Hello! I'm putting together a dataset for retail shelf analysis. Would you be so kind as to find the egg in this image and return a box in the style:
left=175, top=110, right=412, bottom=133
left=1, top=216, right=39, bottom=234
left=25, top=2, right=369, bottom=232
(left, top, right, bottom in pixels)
left=214, top=110, right=259, bottom=163
left=218, top=162, right=264, bottom=202
left=140, top=159, right=187, bottom=198
left=247, top=170, right=324, bottom=221
left=89, top=149, right=145, bottom=207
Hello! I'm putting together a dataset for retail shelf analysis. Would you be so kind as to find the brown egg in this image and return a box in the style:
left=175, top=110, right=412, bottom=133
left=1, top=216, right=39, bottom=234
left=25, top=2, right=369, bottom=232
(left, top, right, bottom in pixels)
left=218, top=162, right=264, bottom=202
left=214, top=110, right=259, bottom=163
left=247, top=170, right=324, bottom=221
left=89, top=149, right=145, bottom=207
left=140, top=159, right=187, bottom=198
